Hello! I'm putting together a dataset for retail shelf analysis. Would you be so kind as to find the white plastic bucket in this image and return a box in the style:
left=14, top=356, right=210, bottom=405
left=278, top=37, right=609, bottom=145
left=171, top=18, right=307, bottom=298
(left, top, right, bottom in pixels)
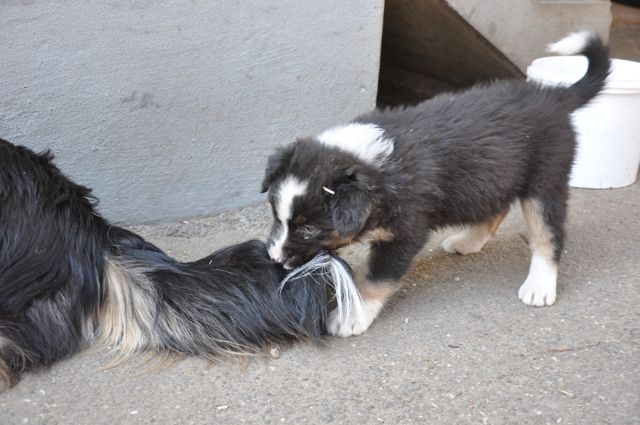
left=527, top=57, right=640, bottom=189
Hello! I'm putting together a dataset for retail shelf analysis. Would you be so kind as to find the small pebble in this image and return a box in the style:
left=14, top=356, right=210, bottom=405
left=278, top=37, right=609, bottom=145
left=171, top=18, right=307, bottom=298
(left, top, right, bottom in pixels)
left=270, top=347, right=281, bottom=359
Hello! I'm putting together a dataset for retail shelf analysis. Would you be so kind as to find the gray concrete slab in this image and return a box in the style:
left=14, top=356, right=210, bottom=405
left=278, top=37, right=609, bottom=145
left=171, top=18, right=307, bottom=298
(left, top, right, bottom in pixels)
left=0, top=0, right=383, bottom=223
left=1, top=181, right=639, bottom=424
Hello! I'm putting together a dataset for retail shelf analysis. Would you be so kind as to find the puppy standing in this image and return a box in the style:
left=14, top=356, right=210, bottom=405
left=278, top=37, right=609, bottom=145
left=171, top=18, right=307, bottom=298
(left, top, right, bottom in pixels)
left=260, top=32, right=610, bottom=337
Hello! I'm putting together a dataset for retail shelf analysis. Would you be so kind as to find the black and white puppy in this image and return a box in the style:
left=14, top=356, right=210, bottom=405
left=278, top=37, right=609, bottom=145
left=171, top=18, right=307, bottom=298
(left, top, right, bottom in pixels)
left=0, top=138, right=358, bottom=389
left=260, top=32, right=610, bottom=337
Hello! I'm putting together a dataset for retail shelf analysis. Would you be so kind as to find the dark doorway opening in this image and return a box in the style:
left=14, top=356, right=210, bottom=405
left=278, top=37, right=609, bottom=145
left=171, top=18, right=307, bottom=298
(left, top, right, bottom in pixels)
left=377, top=0, right=523, bottom=107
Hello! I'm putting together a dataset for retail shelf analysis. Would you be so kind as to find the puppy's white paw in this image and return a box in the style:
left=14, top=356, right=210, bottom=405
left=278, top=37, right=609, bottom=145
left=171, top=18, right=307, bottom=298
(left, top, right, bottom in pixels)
left=518, top=274, right=557, bottom=306
left=327, top=300, right=382, bottom=337
left=519, top=254, right=558, bottom=307
left=441, top=231, right=486, bottom=255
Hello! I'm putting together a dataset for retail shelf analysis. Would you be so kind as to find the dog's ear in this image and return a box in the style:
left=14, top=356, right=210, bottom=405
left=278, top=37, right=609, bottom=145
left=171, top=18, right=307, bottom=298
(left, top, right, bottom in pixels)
left=329, top=171, right=372, bottom=238
left=260, top=145, right=295, bottom=193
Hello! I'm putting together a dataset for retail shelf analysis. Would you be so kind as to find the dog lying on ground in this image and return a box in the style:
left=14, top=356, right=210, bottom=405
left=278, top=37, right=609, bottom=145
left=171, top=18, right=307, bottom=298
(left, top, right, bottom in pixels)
left=0, top=139, right=357, bottom=389
left=260, top=31, right=610, bottom=337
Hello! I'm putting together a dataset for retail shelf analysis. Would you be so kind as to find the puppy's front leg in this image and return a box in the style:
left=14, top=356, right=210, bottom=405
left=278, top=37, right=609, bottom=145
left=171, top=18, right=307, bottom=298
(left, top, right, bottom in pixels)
left=327, top=237, right=425, bottom=337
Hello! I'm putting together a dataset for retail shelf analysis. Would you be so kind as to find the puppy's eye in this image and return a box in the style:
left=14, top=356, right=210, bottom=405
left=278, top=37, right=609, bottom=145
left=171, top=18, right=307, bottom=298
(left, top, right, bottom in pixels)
left=299, top=224, right=318, bottom=240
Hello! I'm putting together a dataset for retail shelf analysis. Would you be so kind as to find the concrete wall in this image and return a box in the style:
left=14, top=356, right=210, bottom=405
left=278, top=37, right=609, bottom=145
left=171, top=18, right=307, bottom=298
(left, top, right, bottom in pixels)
left=0, top=1, right=383, bottom=223
left=448, top=0, right=612, bottom=71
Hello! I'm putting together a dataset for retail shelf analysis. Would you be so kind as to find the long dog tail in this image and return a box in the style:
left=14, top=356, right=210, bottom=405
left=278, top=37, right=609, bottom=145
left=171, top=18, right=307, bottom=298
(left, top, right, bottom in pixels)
left=1, top=232, right=339, bottom=387
left=96, top=228, right=337, bottom=365
left=547, top=31, right=610, bottom=110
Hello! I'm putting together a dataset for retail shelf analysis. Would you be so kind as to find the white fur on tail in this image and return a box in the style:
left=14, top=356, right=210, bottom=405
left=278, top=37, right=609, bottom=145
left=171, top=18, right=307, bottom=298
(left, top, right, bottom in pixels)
left=279, top=252, right=364, bottom=328
left=547, top=31, right=595, bottom=55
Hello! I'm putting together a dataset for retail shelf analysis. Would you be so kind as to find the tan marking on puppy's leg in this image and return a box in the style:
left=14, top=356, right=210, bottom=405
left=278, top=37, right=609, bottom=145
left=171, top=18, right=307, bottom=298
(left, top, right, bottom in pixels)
left=519, top=199, right=558, bottom=307
left=442, top=209, right=507, bottom=255
left=323, top=230, right=354, bottom=251
left=327, top=265, right=402, bottom=337
left=362, top=227, right=395, bottom=243
left=325, top=227, right=394, bottom=252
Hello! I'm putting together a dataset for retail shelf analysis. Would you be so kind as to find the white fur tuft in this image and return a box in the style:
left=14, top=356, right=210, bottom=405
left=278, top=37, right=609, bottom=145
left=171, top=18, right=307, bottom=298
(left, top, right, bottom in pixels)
left=327, top=298, right=382, bottom=337
left=279, top=252, right=364, bottom=327
left=317, top=123, right=394, bottom=166
left=547, top=31, right=594, bottom=55
left=518, top=254, right=558, bottom=307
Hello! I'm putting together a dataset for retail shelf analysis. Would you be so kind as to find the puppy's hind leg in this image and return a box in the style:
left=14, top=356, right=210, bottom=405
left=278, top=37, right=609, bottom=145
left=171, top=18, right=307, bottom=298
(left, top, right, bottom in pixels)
left=442, top=209, right=508, bottom=255
left=518, top=197, right=566, bottom=306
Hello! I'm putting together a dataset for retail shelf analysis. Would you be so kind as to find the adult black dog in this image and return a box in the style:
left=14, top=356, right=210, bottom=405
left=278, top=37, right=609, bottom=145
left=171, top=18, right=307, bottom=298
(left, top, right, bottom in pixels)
left=0, top=139, right=354, bottom=388
left=260, top=32, right=610, bottom=336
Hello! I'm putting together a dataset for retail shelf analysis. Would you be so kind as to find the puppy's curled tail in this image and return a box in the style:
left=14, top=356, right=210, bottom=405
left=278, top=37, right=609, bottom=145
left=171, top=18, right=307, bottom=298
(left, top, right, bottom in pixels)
left=547, top=31, right=610, bottom=110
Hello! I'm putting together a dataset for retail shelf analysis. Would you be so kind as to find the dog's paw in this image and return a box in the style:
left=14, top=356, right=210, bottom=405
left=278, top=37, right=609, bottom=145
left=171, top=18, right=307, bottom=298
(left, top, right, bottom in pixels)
left=518, top=275, right=557, bottom=307
left=326, top=300, right=382, bottom=337
left=441, top=231, right=486, bottom=255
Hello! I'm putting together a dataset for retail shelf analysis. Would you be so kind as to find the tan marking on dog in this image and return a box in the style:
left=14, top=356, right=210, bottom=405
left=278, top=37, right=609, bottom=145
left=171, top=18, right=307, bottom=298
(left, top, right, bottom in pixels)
left=519, top=199, right=558, bottom=306
left=442, top=209, right=507, bottom=255
left=323, top=230, right=354, bottom=250
left=521, top=200, right=554, bottom=261
left=486, top=210, right=507, bottom=235
left=356, top=275, right=402, bottom=303
left=362, top=227, right=395, bottom=243
left=96, top=257, right=251, bottom=366
left=0, top=359, right=11, bottom=388
left=326, top=262, right=404, bottom=337
left=0, top=335, right=31, bottom=388
left=96, top=257, right=160, bottom=365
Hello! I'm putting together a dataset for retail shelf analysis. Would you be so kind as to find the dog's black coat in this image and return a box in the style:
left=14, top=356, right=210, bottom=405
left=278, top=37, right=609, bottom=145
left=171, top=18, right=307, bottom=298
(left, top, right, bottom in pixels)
left=262, top=34, right=610, bottom=279
left=0, top=139, right=333, bottom=388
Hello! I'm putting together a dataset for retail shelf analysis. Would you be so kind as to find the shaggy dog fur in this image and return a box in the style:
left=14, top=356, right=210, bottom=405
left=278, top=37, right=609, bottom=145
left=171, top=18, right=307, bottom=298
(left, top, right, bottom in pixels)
left=260, top=32, right=610, bottom=336
left=0, top=139, right=355, bottom=389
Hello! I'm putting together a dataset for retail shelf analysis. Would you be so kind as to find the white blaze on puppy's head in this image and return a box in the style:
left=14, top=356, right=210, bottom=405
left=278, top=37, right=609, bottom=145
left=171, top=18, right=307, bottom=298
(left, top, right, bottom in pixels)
left=268, top=175, right=308, bottom=263
left=317, top=123, right=394, bottom=166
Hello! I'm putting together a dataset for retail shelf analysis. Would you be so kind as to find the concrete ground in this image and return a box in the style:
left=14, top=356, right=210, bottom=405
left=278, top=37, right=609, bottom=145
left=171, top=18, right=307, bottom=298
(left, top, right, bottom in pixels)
left=1, top=180, right=639, bottom=424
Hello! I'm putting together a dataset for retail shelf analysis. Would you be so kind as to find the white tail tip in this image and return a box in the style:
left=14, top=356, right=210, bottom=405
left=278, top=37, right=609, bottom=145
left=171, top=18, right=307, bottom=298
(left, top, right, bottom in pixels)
left=547, top=31, right=595, bottom=55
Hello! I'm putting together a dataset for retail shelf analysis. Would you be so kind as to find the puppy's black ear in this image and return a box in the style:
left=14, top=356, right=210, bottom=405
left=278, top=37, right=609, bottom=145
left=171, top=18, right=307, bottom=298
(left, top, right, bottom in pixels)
left=260, top=145, right=295, bottom=193
left=330, top=173, right=372, bottom=238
